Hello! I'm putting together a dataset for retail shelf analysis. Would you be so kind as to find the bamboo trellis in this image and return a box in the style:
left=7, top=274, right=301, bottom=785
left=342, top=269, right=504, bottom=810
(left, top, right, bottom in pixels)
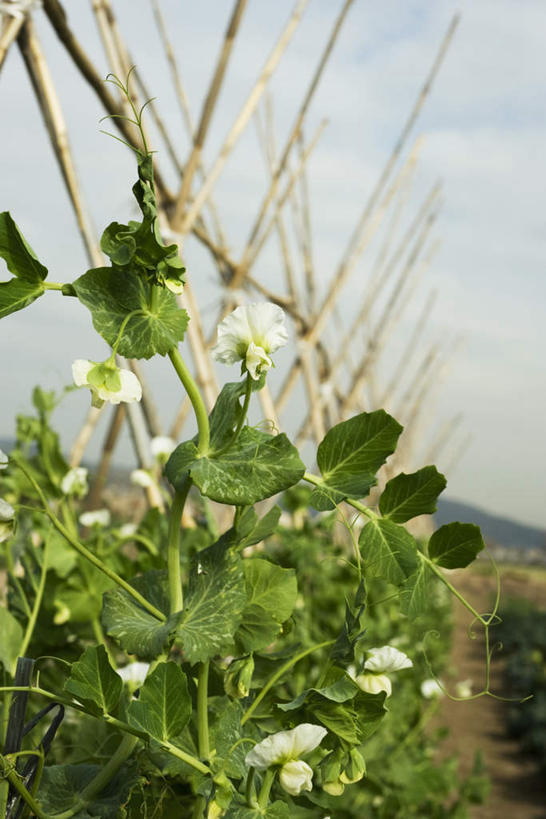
left=0, top=0, right=464, bottom=508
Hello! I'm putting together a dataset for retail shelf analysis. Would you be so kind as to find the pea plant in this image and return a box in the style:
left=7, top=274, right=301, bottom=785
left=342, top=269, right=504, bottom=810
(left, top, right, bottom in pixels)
left=0, top=100, right=502, bottom=818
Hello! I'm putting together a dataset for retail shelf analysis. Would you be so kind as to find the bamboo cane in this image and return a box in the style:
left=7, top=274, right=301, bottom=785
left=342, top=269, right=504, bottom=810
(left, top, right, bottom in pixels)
left=0, top=4, right=26, bottom=71
left=41, top=0, right=174, bottom=203
left=172, top=0, right=249, bottom=226
left=229, top=0, right=355, bottom=289
left=86, top=403, right=126, bottom=510
left=281, top=145, right=424, bottom=428
left=128, top=359, right=163, bottom=438
left=424, top=412, right=463, bottom=465
left=172, top=0, right=310, bottom=236
left=149, top=0, right=229, bottom=250
left=337, top=206, right=440, bottom=421
left=296, top=14, right=459, bottom=352
left=296, top=130, right=317, bottom=317
left=444, top=432, right=473, bottom=476
left=17, top=19, right=102, bottom=266
left=69, top=406, right=104, bottom=468
left=379, top=288, right=438, bottom=408
left=255, top=99, right=300, bottom=307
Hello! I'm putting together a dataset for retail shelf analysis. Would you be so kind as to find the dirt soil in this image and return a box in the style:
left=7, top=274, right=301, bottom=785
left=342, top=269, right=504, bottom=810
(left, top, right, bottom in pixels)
left=435, top=566, right=546, bottom=819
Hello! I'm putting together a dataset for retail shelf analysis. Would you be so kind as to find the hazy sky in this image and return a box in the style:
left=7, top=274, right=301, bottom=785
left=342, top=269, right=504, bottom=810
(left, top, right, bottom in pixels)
left=1, top=1, right=545, bottom=528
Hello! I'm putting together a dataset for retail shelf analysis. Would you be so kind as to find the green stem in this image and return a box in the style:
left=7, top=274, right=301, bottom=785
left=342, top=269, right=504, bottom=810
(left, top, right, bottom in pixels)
left=42, top=282, right=64, bottom=291
left=257, top=768, right=276, bottom=810
left=302, top=472, right=488, bottom=626
left=0, top=686, right=210, bottom=776
left=13, top=456, right=166, bottom=622
left=197, top=662, right=210, bottom=760
left=19, top=532, right=50, bottom=659
left=214, top=374, right=252, bottom=457
left=245, top=767, right=257, bottom=808
left=109, top=310, right=146, bottom=358
left=0, top=753, right=49, bottom=819
left=50, top=735, right=139, bottom=819
left=167, top=482, right=191, bottom=614
left=4, top=541, right=31, bottom=619
left=168, top=348, right=210, bottom=455
left=419, top=553, right=486, bottom=624
left=241, top=640, right=334, bottom=725
left=149, top=283, right=159, bottom=313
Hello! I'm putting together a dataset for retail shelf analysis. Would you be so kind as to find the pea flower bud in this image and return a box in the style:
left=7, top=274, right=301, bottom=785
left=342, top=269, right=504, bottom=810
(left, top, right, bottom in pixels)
left=224, top=654, right=254, bottom=699
left=0, top=498, right=15, bottom=543
left=211, top=302, right=288, bottom=381
left=72, top=359, right=142, bottom=407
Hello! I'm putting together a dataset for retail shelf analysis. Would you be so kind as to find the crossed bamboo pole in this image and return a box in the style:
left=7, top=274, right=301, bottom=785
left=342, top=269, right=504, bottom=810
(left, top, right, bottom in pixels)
left=0, top=1, right=465, bottom=498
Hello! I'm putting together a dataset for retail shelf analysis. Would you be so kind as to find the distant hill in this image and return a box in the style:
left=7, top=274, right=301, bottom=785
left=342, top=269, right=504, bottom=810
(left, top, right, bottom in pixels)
left=436, top=498, right=546, bottom=552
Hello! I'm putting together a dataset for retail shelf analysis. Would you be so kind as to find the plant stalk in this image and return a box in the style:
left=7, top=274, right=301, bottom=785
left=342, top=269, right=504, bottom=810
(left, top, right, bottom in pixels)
left=168, top=347, right=210, bottom=455
left=167, top=481, right=191, bottom=614
left=197, top=661, right=210, bottom=760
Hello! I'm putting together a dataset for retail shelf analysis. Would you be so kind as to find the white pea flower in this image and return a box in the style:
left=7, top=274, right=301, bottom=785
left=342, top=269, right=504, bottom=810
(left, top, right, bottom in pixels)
left=279, top=760, right=314, bottom=796
left=79, top=508, right=111, bottom=528
left=211, top=302, right=288, bottom=381
left=0, top=498, right=15, bottom=543
left=355, top=645, right=413, bottom=698
left=245, top=723, right=327, bottom=797
left=455, top=678, right=473, bottom=699
left=0, top=449, right=8, bottom=469
left=118, top=522, right=138, bottom=538
left=364, top=646, right=413, bottom=673
left=118, top=662, right=150, bottom=687
left=421, top=678, right=444, bottom=699
left=60, top=467, right=89, bottom=498
left=72, top=359, right=142, bottom=407
left=150, top=436, right=176, bottom=459
left=356, top=672, right=392, bottom=697
left=130, top=469, right=154, bottom=489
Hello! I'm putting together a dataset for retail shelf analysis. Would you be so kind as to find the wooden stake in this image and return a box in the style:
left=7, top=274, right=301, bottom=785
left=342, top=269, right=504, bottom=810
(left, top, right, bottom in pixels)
left=173, top=0, right=310, bottom=235
left=172, top=0, right=249, bottom=225
left=17, top=19, right=102, bottom=266
left=229, top=0, right=355, bottom=289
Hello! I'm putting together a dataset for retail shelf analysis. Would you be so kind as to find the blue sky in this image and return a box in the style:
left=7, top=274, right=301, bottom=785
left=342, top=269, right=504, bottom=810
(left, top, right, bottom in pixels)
left=1, top=0, right=545, bottom=528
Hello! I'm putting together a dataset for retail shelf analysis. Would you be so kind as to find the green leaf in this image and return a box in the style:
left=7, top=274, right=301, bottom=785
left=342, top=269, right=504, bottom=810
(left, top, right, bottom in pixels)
left=176, top=539, right=246, bottom=663
left=211, top=700, right=246, bottom=779
left=310, top=410, right=403, bottom=510
left=208, top=378, right=264, bottom=451
left=278, top=674, right=360, bottom=712
left=428, top=522, right=485, bottom=569
left=127, top=662, right=191, bottom=742
left=72, top=266, right=189, bottom=359
left=102, top=571, right=181, bottom=660
left=0, top=607, right=23, bottom=671
left=236, top=559, right=297, bottom=651
left=312, top=690, right=387, bottom=744
left=240, top=506, right=281, bottom=548
left=0, top=278, right=44, bottom=318
left=379, top=465, right=447, bottom=523
left=400, top=561, right=430, bottom=619
left=225, top=801, right=291, bottom=819
left=64, top=645, right=122, bottom=715
left=38, top=762, right=139, bottom=817
left=0, top=212, right=48, bottom=282
left=166, top=427, right=305, bottom=505
left=359, top=518, right=419, bottom=585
